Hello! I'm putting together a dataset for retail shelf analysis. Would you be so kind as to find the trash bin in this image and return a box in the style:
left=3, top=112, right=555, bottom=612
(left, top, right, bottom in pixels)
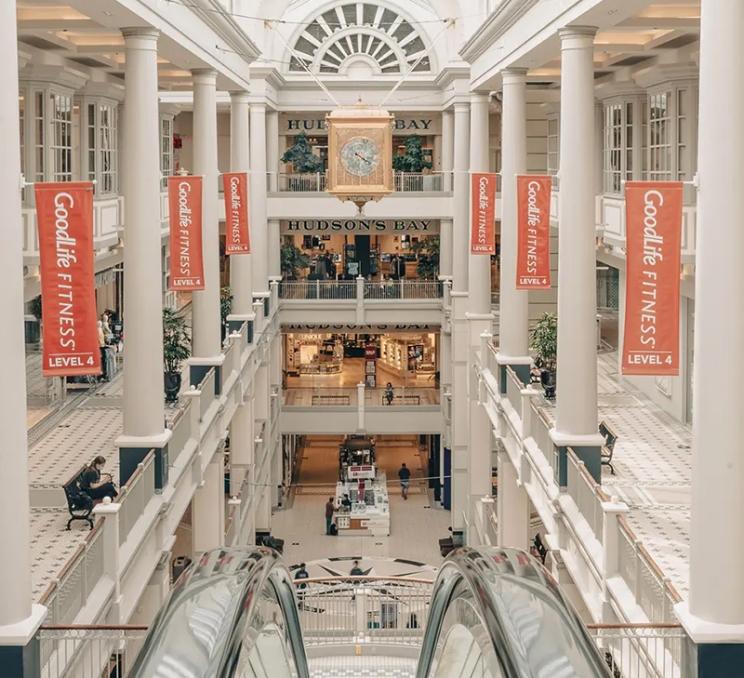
left=172, top=555, right=192, bottom=583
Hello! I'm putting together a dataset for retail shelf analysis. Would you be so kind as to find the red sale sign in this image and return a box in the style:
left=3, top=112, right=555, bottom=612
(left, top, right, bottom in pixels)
left=470, top=172, right=497, bottom=255
left=168, top=176, right=205, bottom=290
left=223, top=172, right=250, bottom=254
left=35, top=182, right=100, bottom=377
left=622, top=182, right=683, bottom=376
left=516, top=175, right=551, bottom=289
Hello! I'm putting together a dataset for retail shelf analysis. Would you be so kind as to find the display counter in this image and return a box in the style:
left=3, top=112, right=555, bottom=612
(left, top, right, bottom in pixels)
left=333, top=471, right=390, bottom=537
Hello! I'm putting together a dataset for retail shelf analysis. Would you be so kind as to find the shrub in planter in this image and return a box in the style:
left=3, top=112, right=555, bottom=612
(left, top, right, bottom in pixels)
left=163, top=307, right=191, bottom=403
left=530, top=312, right=557, bottom=398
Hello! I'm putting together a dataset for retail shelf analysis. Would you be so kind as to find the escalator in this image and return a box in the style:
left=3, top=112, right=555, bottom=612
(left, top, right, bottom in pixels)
left=129, top=546, right=611, bottom=677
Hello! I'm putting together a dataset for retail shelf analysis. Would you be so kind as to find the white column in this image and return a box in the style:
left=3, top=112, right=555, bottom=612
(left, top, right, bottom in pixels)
left=688, top=0, right=744, bottom=626
left=554, top=28, right=599, bottom=437
left=266, top=109, right=279, bottom=193
left=439, top=218, right=453, bottom=278
left=250, top=103, right=269, bottom=295
left=442, top=109, right=454, bottom=192
left=230, top=397, right=254, bottom=496
left=191, top=70, right=221, bottom=358
left=497, top=452, right=529, bottom=550
left=192, top=453, right=225, bottom=556
left=229, top=91, right=253, bottom=315
left=121, top=29, right=165, bottom=437
left=0, top=0, right=34, bottom=629
left=498, top=69, right=530, bottom=360
left=468, top=93, right=492, bottom=315
left=268, top=219, right=281, bottom=279
left=452, top=102, right=470, bottom=292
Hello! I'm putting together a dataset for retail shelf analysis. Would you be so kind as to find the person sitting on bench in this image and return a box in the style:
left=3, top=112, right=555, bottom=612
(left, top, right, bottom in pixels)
left=80, top=456, right=118, bottom=501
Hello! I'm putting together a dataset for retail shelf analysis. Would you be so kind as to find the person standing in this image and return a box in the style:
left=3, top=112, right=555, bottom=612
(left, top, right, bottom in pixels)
left=350, top=560, right=364, bottom=576
left=325, top=497, right=335, bottom=535
left=294, top=562, right=309, bottom=608
left=384, top=382, right=394, bottom=406
left=398, top=462, right=411, bottom=500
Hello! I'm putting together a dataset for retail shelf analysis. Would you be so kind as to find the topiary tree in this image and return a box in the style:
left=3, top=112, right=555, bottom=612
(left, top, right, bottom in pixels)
left=392, top=135, right=432, bottom=173
left=281, top=242, right=310, bottom=279
left=281, top=133, right=324, bottom=174
left=412, top=236, right=440, bottom=280
left=530, top=313, right=557, bottom=372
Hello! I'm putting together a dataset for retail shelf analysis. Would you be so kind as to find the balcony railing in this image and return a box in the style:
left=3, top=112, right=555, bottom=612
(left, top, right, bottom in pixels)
left=118, top=451, right=156, bottom=546
left=274, top=172, right=450, bottom=193
left=283, top=386, right=440, bottom=408
left=279, top=279, right=443, bottom=301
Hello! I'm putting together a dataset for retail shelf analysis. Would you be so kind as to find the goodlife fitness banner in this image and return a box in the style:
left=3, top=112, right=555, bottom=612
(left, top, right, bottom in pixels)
left=516, top=175, right=551, bottom=289
left=35, top=182, right=101, bottom=377
left=168, top=176, right=205, bottom=290
left=470, top=172, right=497, bottom=255
left=222, top=172, right=250, bottom=254
left=622, top=181, right=683, bottom=376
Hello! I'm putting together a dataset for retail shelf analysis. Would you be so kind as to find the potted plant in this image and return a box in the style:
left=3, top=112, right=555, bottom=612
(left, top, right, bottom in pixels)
left=281, top=241, right=310, bottom=280
left=220, top=286, right=233, bottom=342
left=411, top=236, right=440, bottom=280
left=281, top=133, right=323, bottom=189
left=393, top=135, right=433, bottom=189
left=163, top=307, right=191, bottom=403
left=530, top=312, right=557, bottom=399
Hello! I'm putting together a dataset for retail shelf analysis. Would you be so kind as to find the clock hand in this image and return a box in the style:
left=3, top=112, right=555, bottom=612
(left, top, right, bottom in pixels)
left=354, top=152, right=372, bottom=164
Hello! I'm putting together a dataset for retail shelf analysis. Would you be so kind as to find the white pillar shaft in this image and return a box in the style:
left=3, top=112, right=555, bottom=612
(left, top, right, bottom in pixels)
left=497, top=455, right=529, bottom=550
left=555, top=28, right=599, bottom=436
left=229, top=92, right=253, bottom=315
left=121, top=29, right=165, bottom=438
left=440, top=218, right=453, bottom=277
left=230, top=398, right=253, bottom=496
left=469, top=94, right=492, bottom=315
left=266, top=110, right=279, bottom=193
left=452, top=103, right=470, bottom=293
left=191, top=70, right=222, bottom=358
left=0, top=1, right=32, bottom=625
left=250, top=104, right=268, bottom=294
left=193, top=456, right=225, bottom=555
left=268, top=219, right=281, bottom=279
left=499, top=70, right=530, bottom=358
left=689, top=0, right=744, bottom=624
left=442, top=109, right=454, bottom=192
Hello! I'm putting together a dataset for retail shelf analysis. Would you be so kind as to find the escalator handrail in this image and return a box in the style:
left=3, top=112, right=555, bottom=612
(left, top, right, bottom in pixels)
left=128, top=547, right=310, bottom=678
left=416, top=547, right=612, bottom=678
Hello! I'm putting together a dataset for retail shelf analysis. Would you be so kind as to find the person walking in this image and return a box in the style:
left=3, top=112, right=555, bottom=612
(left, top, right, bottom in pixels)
left=398, top=462, right=411, bottom=500
left=325, top=497, right=335, bottom=535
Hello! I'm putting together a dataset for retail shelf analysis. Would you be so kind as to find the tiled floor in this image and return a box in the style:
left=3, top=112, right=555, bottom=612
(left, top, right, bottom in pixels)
left=273, top=436, right=451, bottom=568
left=30, top=509, right=90, bottom=601
left=542, top=351, right=692, bottom=597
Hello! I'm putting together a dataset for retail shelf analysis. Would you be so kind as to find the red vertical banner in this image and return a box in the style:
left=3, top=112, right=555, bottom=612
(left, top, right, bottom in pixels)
left=622, top=181, right=683, bottom=375
left=470, top=172, right=497, bottom=254
left=168, top=175, right=204, bottom=290
left=35, top=182, right=100, bottom=377
left=222, top=172, right=250, bottom=254
left=516, top=175, right=552, bottom=289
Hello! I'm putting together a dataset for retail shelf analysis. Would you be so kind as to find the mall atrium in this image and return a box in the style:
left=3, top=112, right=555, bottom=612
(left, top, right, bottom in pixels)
left=0, top=0, right=738, bottom=676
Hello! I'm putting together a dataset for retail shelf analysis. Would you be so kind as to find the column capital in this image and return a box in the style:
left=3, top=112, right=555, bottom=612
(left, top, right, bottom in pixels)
left=229, top=90, right=250, bottom=104
left=191, top=68, right=217, bottom=85
left=470, top=92, right=490, bottom=104
left=121, top=27, right=159, bottom=48
left=502, top=68, right=528, bottom=85
left=558, top=25, right=598, bottom=46
left=453, top=100, right=470, bottom=112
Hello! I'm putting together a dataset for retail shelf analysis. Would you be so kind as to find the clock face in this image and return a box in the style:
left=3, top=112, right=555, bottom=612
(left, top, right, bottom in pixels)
left=340, top=137, right=380, bottom=177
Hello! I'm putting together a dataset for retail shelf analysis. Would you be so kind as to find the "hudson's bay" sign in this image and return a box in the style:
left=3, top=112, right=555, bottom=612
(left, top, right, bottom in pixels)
left=281, top=219, right=439, bottom=234
left=279, top=113, right=441, bottom=136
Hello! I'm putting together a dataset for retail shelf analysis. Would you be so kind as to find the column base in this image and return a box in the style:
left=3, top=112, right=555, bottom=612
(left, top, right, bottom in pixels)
left=187, top=355, right=226, bottom=395
left=496, top=354, right=533, bottom=393
left=227, top=313, right=255, bottom=344
left=0, top=604, right=47, bottom=678
left=675, top=601, right=744, bottom=677
left=253, top=291, right=271, bottom=319
left=116, top=429, right=173, bottom=489
left=549, top=430, right=605, bottom=485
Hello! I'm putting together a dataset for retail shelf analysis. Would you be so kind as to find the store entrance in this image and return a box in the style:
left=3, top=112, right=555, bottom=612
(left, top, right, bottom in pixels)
left=283, top=331, right=440, bottom=406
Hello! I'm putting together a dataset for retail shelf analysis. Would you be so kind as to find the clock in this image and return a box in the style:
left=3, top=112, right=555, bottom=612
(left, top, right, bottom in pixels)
left=326, top=105, right=394, bottom=212
left=340, top=137, right=380, bottom=177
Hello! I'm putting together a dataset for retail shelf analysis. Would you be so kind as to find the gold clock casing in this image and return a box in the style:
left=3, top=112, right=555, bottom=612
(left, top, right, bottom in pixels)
left=326, top=106, right=394, bottom=208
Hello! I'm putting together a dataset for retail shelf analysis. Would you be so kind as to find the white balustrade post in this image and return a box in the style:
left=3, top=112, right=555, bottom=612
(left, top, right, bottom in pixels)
left=92, top=506, right=122, bottom=619
left=442, top=108, right=454, bottom=192
left=357, top=382, right=366, bottom=431
left=356, top=275, right=365, bottom=324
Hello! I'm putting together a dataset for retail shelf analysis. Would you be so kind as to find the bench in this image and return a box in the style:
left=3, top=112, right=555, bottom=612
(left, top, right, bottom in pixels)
left=599, top=420, right=618, bottom=475
left=311, top=394, right=351, bottom=406
left=381, top=394, right=421, bottom=406
left=62, top=466, right=94, bottom=530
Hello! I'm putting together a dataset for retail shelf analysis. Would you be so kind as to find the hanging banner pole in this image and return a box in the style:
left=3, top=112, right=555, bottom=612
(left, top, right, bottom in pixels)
left=470, top=172, right=497, bottom=255
left=168, top=175, right=205, bottom=290
left=622, top=181, right=683, bottom=376
left=222, top=172, right=251, bottom=254
left=516, top=174, right=552, bottom=289
left=35, top=182, right=100, bottom=377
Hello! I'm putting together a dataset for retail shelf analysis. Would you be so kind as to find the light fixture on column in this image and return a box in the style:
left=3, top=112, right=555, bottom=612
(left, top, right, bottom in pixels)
left=326, top=103, right=394, bottom=214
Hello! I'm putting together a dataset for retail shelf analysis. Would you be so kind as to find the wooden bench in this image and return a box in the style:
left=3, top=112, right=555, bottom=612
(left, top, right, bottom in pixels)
left=62, top=466, right=94, bottom=530
left=599, top=420, right=618, bottom=475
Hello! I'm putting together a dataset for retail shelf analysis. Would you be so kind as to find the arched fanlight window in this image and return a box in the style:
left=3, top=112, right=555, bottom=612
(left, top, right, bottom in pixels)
left=289, top=2, right=431, bottom=75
